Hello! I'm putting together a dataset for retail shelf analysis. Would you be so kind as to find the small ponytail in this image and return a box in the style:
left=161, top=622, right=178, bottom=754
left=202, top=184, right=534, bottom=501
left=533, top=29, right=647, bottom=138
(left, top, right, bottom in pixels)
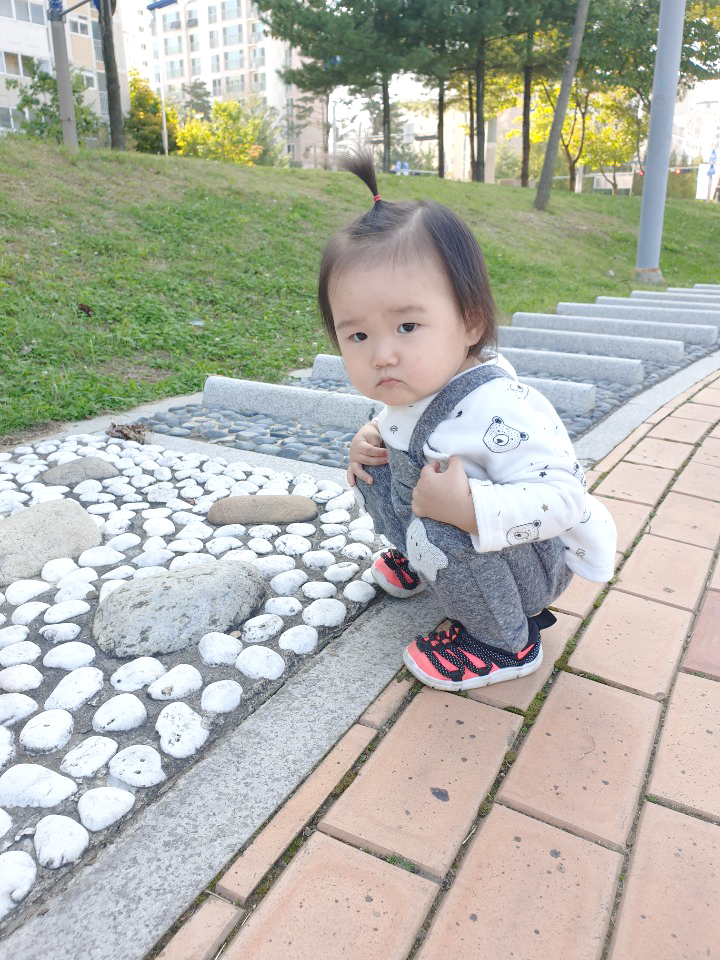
left=338, top=149, right=381, bottom=208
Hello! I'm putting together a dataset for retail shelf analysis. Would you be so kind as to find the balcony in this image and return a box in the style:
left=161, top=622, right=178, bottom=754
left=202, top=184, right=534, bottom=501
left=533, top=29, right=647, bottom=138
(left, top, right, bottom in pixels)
left=187, top=17, right=198, bottom=27
left=99, top=92, right=108, bottom=115
left=94, top=40, right=103, bottom=62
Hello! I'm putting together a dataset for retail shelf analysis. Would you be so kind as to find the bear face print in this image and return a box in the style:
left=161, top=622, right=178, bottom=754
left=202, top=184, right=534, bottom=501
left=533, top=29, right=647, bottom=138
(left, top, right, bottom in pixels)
left=506, top=520, right=541, bottom=546
left=573, top=462, right=587, bottom=491
left=483, top=416, right=529, bottom=453
left=405, top=517, right=448, bottom=583
left=503, top=381, right=530, bottom=400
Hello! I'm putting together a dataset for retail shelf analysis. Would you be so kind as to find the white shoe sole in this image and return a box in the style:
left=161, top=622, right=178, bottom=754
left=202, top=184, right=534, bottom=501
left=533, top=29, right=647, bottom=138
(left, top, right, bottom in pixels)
left=403, top=645, right=543, bottom=691
left=370, top=563, right=426, bottom=599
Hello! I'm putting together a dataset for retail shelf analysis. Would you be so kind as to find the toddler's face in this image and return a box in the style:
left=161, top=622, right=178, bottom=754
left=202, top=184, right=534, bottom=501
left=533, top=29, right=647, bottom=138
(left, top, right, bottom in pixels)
left=330, top=259, right=480, bottom=406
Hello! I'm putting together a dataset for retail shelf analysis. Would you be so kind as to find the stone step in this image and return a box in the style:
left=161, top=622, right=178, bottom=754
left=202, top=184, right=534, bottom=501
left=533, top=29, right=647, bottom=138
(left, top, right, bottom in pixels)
left=499, top=347, right=644, bottom=385
left=310, top=354, right=596, bottom=414
left=556, top=301, right=720, bottom=327
left=512, top=312, right=717, bottom=347
left=596, top=297, right=720, bottom=323
left=694, top=284, right=720, bottom=290
left=499, top=325, right=683, bottom=362
left=632, top=290, right=720, bottom=305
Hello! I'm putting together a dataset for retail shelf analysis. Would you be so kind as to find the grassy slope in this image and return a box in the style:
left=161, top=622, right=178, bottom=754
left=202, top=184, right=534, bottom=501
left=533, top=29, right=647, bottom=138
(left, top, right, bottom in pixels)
left=1, top=136, right=718, bottom=437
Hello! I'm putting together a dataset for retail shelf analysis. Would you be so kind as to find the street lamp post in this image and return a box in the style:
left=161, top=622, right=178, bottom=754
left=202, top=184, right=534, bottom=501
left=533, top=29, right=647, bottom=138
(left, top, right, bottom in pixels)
left=147, top=0, right=178, bottom=156
left=47, top=0, right=79, bottom=149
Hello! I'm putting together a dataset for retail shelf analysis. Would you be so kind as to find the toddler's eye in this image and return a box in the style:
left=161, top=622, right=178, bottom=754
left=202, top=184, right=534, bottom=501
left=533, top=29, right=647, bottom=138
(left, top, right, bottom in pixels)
left=398, top=322, right=417, bottom=334
left=349, top=332, right=367, bottom=342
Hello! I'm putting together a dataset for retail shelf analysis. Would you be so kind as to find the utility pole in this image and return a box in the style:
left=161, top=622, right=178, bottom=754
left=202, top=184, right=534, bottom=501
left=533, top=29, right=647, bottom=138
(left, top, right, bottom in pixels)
left=98, top=0, right=124, bottom=148
left=47, top=0, right=78, bottom=150
left=634, top=0, right=688, bottom=284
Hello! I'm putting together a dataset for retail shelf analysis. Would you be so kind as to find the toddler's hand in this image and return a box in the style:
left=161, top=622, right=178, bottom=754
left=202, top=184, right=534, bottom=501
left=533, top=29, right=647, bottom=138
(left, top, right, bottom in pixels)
left=412, top=456, right=478, bottom=534
left=347, top=421, right=388, bottom=487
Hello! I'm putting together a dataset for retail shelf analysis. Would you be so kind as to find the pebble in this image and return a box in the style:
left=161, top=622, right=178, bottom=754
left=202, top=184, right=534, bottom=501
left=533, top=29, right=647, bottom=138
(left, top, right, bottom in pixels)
left=155, top=702, right=209, bottom=758
left=321, top=523, right=347, bottom=537
left=56, top=568, right=97, bottom=590
left=321, top=509, right=351, bottom=523
left=278, top=625, right=318, bottom=654
left=320, top=535, right=347, bottom=551
left=169, top=554, right=217, bottom=572
left=143, top=518, right=175, bottom=537
left=20, top=709, right=74, bottom=753
left=0, top=693, right=38, bottom=727
left=201, top=680, right=243, bottom=713
left=0, top=808, right=11, bottom=838
left=78, top=546, right=126, bottom=568
left=55, top=581, right=97, bottom=604
left=349, top=515, right=374, bottom=530
left=343, top=581, right=377, bottom=603
left=92, top=694, right=148, bottom=732
left=0, top=727, right=14, bottom=768
left=324, top=562, right=360, bottom=583
left=147, top=664, right=203, bottom=701
left=43, top=600, right=91, bottom=623
left=42, top=642, right=96, bottom=671
left=109, top=745, right=166, bottom=788
left=5, top=580, right=52, bottom=606
left=247, top=537, right=274, bottom=555
left=45, top=667, right=104, bottom=711
left=248, top=524, right=281, bottom=538
left=60, top=736, right=118, bottom=777
left=242, top=614, right=284, bottom=644
left=0, top=625, right=30, bottom=649
left=133, top=549, right=174, bottom=568
left=0, top=641, right=42, bottom=668
left=101, top=565, right=136, bottom=580
left=38, top=623, right=82, bottom=644
left=302, top=550, right=336, bottom=570
left=235, top=646, right=286, bottom=681
left=301, top=581, right=337, bottom=600
left=285, top=523, right=316, bottom=536
left=167, top=537, right=204, bottom=553
left=110, top=657, right=166, bottom=692
left=34, top=814, right=89, bottom=868
left=252, top=556, right=296, bottom=578
left=270, top=569, right=308, bottom=595
left=176, top=522, right=213, bottom=541
left=0, top=664, right=44, bottom=693
left=302, top=598, right=347, bottom=628
left=12, top=601, right=51, bottom=625
left=212, top=524, right=246, bottom=538
left=264, top=597, right=302, bottom=617
left=0, top=763, right=77, bottom=807
left=0, top=850, right=36, bottom=919
left=275, top=534, right=312, bottom=556
left=198, top=633, right=242, bottom=666
left=106, top=533, right=142, bottom=551
left=342, top=543, right=373, bottom=561
left=78, top=787, right=135, bottom=832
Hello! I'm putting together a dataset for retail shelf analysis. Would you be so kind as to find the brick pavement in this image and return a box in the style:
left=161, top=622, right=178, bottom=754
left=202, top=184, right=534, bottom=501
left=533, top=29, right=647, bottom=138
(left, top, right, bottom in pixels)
left=150, top=370, right=720, bottom=960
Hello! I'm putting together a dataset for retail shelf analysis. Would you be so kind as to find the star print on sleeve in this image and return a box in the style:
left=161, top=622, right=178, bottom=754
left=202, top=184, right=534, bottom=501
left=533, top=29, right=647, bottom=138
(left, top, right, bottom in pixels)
left=541, top=504, right=549, bottom=512
left=539, top=465, right=549, bottom=478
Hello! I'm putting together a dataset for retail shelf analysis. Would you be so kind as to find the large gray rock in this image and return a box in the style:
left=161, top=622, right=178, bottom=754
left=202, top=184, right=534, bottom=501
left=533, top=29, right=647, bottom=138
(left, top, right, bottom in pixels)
left=208, top=495, right=318, bottom=525
left=40, top=457, right=119, bottom=486
left=92, top=556, right=266, bottom=658
left=0, top=501, right=102, bottom=588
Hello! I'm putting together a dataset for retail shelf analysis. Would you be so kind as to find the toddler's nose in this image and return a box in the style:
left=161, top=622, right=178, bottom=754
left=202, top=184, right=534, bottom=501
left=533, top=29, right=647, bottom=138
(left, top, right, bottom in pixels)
left=372, top=338, right=398, bottom=368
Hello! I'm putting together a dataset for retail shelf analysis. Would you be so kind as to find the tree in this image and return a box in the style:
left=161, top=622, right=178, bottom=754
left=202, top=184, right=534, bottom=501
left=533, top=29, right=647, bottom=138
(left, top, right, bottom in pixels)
left=531, top=78, right=591, bottom=191
left=97, top=0, right=124, bottom=149
left=582, top=88, right=647, bottom=193
left=176, top=99, right=266, bottom=164
left=180, top=79, right=212, bottom=122
left=5, top=59, right=101, bottom=144
left=125, top=69, right=178, bottom=154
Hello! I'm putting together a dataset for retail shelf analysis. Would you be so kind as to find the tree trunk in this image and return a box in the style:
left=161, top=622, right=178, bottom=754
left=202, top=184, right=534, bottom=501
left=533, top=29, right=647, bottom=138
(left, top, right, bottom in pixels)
left=521, top=29, right=534, bottom=187
left=467, top=77, right=475, bottom=179
left=438, top=79, right=445, bottom=178
left=568, top=159, right=576, bottom=192
left=98, top=0, right=124, bottom=149
left=322, top=93, right=330, bottom=159
left=534, top=0, right=591, bottom=211
left=381, top=77, right=391, bottom=173
left=474, top=41, right=485, bottom=182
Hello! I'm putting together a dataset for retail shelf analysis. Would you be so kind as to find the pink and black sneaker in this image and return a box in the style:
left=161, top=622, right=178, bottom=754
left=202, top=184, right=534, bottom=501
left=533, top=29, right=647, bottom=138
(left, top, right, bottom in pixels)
left=371, top=548, right=426, bottom=598
left=403, top=618, right=543, bottom=691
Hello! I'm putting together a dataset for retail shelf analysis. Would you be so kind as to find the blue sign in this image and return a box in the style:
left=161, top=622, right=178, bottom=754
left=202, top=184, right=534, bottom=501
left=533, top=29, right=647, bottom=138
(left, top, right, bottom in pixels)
left=147, top=0, right=177, bottom=10
left=709, top=163, right=715, bottom=178
left=710, top=149, right=717, bottom=164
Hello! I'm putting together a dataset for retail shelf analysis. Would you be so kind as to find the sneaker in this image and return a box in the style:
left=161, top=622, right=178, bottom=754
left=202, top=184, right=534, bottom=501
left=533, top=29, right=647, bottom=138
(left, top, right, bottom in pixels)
left=403, top=619, right=542, bottom=692
left=371, top=548, right=426, bottom=598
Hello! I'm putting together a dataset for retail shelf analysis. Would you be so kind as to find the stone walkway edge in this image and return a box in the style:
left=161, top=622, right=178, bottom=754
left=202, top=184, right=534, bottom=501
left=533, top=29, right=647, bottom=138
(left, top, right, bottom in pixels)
left=144, top=368, right=720, bottom=960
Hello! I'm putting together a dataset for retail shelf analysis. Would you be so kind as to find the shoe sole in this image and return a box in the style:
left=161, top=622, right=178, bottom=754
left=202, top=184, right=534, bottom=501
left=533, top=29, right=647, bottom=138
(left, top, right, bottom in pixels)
left=371, top=563, right=426, bottom=599
left=403, top=645, right=543, bottom=691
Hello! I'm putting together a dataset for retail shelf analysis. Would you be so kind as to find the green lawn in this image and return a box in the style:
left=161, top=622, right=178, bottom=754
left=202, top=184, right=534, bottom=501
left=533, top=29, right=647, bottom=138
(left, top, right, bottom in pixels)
left=1, top=136, right=718, bottom=439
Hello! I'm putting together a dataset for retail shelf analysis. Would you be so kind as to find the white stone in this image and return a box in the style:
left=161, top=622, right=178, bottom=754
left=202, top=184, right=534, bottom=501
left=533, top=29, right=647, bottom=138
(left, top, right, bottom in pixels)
left=0, top=808, right=11, bottom=838
left=101, top=565, right=135, bottom=581
left=0, top=640, right=41, bottom=669
left=133, top=549, right=174, bottom=568
left=110, top=657, right=166, bottom=692
left=0, top=664, right=43, bottom=693
left=168, top=553, right=216, bottom=572
left=142, top=518, right=175, bottom=537
left=324, top=491, right=356, bottom=512
left=201, top=680, right=243, bottom=714
left=85, top=503, right=118, bottom=515
left=320, top=535, right=347, bottom=551
left=341, top=543, right=373, bottom=561
left=248, top=524, right=280, bottom=538
left=0, top=625, right=29, bottom=649
left=61, top=736, right=118, bottom=777
left=349, top=529, right=375, bottom=545
left=269, top=569, right=308, bottom=596
left=0, top=727, right=14, bottom=768
left=45, top=667, right=104, bottom=711
left=54, top=581, right=97, bottom=604
left=0, top=693, right=38, bottom=727
left=142, top=507, right=172, bottom=519
left=301, top=581, right=337, bottom=600
left=100, top=511, right=135, bottom=536
left=147, top=664, right=203, bottom=701
left=343, top=580, right=377, bottom=603
left=12, top=601, right=51, bottom=625
left=143, top=536, right=168, bottom=551
left=316, top=479, right=344, bottom=494
left=211, top=524, right=246, bottom=538
left=291, top=483, right=318, bottom=498
left=242, top=614, right=284, bottom=644
left=320, top=509, right=351, bottom=523
left=321, top=524, right=347, bottom=537
left=38, top=623, right=82, bottom=644
left=56, top=567, right=97, bottom=590
left=0, top=764, right=77, bottom=808
left=252, top=556, right=295, bottom=578
left=42, top=642, right=96, bottom=671
left=78, top=787, right=135, bottom=832
left=133, top=567, right=167, bottom=579
left=156, top=702, right=209, bottom=759
left=5, top=579, right=52, bottom=606
left=198, top=633, right=242, bottom=666
left=275, top=534, right=313, bottom=556
left=302, top=598, right=347, bottom=628
left=78, top=546, right=125, bottom=568
left=106, top=533, right=142, bottom=551
left=235, top=646, right=285, bottom=681
left=302, top=550, right=336, bottom=571
left=264, top=596, right=302, bottom=617
left=176, top=522, right=213, bottom=541
left=92, top=693, right=147, bottom=732
left=205, top=537, right=241, bottom=556
left=43, top=600, right=91, bottom=623
left=349, top=515, right=375, bottom=530
left=34, top=815, right=89, bottom=869
left=247, top=537, right=273, bottom=555
left=278, top=625, right=318, bottom=655
left=0, top=850, right=36, bottom=920
left=109, top=745, right=165, bottom=788
left=20, top=709, right=74, bottom=753
left=324, top=562, right=360, bottom=584
left=98, top=580, right=127, bottom=605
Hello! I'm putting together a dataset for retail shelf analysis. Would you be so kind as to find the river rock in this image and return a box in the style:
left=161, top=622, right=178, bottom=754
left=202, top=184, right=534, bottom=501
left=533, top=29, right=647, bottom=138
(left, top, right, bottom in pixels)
left=78, top=787, right=134, bottom=832
left=45, top=667, right=104, bottom=711
left=0, top=693, right=38, bottom=727
left=40, top=457, right=119, bottom=486
left=0, top=664, right=43, bottom=693
left=0, top=641, right=42, bottom=668
left=0, top=625, right=30, bottom=649
left=0, top=727, right=14, bottom=768
left=156, top=702, right=209, bottom=758
left=92, top=694, right=147, bottom=732
left=147, top=664, right=202, bottom=701
left=92, top=555, right=265, bottom=657
left=20, top=709, right=74, bottom=753
left=42, top=642, right=96, bottom=671
left=198, top=633, right=242, bottom=666
left=61, top=736, right=118, bottom=777
left=208, top=495, right=318, bottom=526
left=109, top=657, right=166, bottom=692
left=0, top=763, right=77, bottom=807
left=278, top=625, right=318, bottom=655
left=235, top=646, right=285, bottom=681
left=302, top=598, right=347, bottom=628
left=0, top=500, right=102, bottom=588
left=0, top=850, right=36, bottom=920
left=109, top=745, right=165, bottom=788
left=343, top=581, right=377, bottom=603
left=5, top=579, right=52, bottom=606
left=34, top=814, right=89, bottom=868
left=201, top=679, right=243, bottom=713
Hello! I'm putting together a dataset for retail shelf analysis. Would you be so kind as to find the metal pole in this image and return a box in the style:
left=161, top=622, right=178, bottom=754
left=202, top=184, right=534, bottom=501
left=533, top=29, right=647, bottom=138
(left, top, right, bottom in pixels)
left=48, top=3, right=78, bottom=150
left=634, top=0, right=688, bottom=285
left=155, top=9, right=169, bottom=155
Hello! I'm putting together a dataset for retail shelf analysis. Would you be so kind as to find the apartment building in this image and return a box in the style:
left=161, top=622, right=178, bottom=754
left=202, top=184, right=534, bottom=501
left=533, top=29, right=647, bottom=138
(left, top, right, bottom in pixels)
left=0, top=0, right=129, bottom=133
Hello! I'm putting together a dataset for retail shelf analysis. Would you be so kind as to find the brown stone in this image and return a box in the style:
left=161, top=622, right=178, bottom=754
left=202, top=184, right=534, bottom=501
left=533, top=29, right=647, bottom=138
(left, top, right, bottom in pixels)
left=208, top=495, right=318, bottom=525
left=40, top=456, right=119, bottom=486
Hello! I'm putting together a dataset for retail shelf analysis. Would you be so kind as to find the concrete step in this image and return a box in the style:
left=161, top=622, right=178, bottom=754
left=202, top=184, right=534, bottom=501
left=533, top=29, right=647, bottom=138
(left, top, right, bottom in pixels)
left=498, top=325, right=683, bottom=362
left=694, top=284, right=720, bottom=290
left=310, top=354, right=595, bottom=414
left=556, top=301, right=720, bottom=327
left=596, top=296, right=720, bottom=321
left=631, top=290, right=720, bottom=305
left=512, top=312, right=717, bottom=347
left=500, top=347, right=644, bottom=385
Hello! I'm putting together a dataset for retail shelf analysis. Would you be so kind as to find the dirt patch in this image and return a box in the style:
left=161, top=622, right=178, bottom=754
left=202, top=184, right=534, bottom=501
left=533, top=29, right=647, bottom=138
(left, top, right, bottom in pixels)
left=93, top=354, right=175, bottom=384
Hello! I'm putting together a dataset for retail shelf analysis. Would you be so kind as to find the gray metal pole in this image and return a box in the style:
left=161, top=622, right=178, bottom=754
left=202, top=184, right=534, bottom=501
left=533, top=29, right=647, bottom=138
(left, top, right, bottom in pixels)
left=634, top=0, right=687, bottom=285
left=48, top=11, right=78, bottom=150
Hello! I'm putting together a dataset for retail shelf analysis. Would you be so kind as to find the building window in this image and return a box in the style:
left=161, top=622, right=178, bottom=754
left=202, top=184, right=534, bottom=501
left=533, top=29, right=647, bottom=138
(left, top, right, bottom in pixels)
left=223, top=24, right=242, bottom=45
left=226, top=75, right=244, bottom=95
left=69, top=17, right=90, bottom=35
left=207, top=5, right=217, bottom=24
left=81, top=69, right=95, bottom=88
left=5, top=0, right=43, bottom=23
left=155, top=66, right=161, bottom=84
left=166, top=58, right=184, bottom=80
left=164, top=36, right=182, bottom=56
left=0, top=106, right=25, bottom=130
left=0, top=51, right=34, bottom=76
left=162, top=11, right=181, bottom=30
left=186, top=7, right=198, bottom=27
left=189, top=33, right=200, bottom=52
left=251, top=71, right=265, bottom=92
left=209, top=30, right=218, bottom=49
left=212, top=77, right=221, bottom=96
left=251, top=21, right=265, bottom=41
left=251, top=46, right=265, bottom=67
left=250, top=2, right=259, bottom=17
left=191, top=57, right=201, bottom=76
left=221, top=0, right=241, bottom=21
left=224, top=49, right=242, bottom=71
left=210, top=54, right=220, bottom=73
left=13, top=0, right=29, bottom=20
left=0, top=0, right=13, bottom=18
left=285, top=97, right=293, bottom=114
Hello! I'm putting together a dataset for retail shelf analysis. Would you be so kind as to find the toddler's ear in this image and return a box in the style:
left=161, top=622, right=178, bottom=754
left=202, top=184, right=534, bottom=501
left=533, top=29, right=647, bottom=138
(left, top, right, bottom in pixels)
left=464, top=316, right=484, bottom=348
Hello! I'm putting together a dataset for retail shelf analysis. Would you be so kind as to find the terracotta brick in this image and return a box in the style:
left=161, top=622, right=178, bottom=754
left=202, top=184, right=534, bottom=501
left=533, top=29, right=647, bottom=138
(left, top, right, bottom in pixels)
left=595, top=496, right=651, bottom=554
left=679, top=402, right=720, bottom=423
left=691, top=386, right=720, bottom=407
left=608, top=803, right=720, bottom=960
left=496, top=672, right=661, bottom=849
left=156, top=896, right=243, bottom=960
left=647, top=492, right=720, bottom=550
left=614, top=534, right=713, bottom=611
left=584, top=469, right=601, bottom=491
left=692, top=436, right=720, bottom=469
left=623, top=437, right=693, bottom=471
left=644, top=402, right=681, bottom=426
left=648, top=672, right=720, bottom=819
left=318, top=690, right=522, bottom=879
left=417, top=805, right=622, bottom=960
left=568, top=591, right=691, bottom=699
left=469, top=612, right=582, bottom=711
left=215, top=724, right=376, bottom=904
left=672, top=460, right=720, bottom=503
left=551, top=575, right=604, bottom=619
left=594, top=462, right=674, bottom=506
left=683, top=590, right=720, bottom=680
left=647, top=416, right=709, bottom=444
left=711, top=562, right=720, bottom=591
left=591, top=425, right=652, bottom=475
left=360, top=676, right=413, bottom=729
left=223, top=831, right=438, bottom=960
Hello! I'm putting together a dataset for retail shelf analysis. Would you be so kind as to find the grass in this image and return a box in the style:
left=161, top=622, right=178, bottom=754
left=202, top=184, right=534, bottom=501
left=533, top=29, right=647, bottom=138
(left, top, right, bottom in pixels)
left=1, top=136, right=719, bottom=438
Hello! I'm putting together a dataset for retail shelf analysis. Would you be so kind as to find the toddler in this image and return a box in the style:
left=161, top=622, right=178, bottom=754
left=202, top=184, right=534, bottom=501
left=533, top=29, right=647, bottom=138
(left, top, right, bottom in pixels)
left=318, top=151, right=617, bottom=692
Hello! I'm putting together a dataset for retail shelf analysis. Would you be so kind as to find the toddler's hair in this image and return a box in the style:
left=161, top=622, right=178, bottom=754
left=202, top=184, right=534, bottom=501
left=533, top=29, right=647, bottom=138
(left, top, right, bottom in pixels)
left=318, top=149, right=497, bottom=358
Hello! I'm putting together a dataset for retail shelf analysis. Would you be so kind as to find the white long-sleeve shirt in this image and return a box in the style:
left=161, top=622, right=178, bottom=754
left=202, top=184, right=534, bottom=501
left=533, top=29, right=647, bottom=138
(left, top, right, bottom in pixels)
left=376, top=356, right=617, bottom=582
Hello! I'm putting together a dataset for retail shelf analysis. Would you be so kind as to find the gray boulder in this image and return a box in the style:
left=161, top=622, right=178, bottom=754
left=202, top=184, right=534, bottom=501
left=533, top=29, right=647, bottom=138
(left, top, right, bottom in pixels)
left=92, top=556, right=266, bottom=658
left=40, top=457, right=119, bottom=486
left=0, top=501, right=102, bottom=588
left=208, top=495, right=318, bottom=525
